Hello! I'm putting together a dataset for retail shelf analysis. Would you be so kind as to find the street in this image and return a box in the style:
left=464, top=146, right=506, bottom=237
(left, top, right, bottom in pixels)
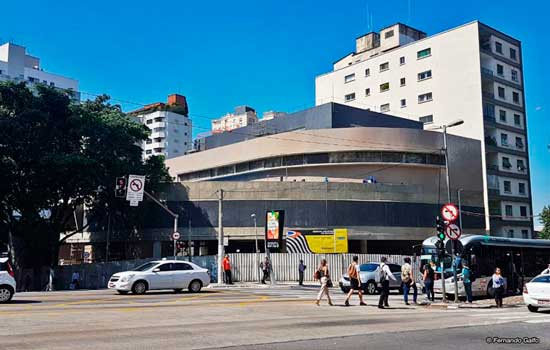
left=1, top=286, right=549, bottom=350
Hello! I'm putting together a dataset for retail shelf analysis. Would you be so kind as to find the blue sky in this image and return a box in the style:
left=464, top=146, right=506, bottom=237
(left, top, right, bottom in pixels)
left=1, top=0, right=548, bottom=220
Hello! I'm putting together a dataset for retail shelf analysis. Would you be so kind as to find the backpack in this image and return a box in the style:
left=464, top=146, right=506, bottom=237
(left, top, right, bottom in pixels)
left=401, top=264, right=411, bottom=283
left=378, top=264, right=387, bottom=283
left=348, top=264, right=358, bottom=279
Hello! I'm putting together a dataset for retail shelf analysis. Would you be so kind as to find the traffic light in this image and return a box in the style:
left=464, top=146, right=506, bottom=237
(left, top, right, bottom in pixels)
left=436, top=216, right=446, bottom=241
left=115, top=177, right=127, bottom=198
left=435, top=240, right=445, bottom=258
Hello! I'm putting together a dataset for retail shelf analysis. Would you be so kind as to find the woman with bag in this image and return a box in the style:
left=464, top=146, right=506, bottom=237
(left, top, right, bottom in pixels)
left=492, top=267, right=505, bottom=308
left=314, top=259, right=333, bottom=306
left=423, top=262, right=435, bottom=302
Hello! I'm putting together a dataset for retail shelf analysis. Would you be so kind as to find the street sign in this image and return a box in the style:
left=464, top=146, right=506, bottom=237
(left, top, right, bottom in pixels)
left=445, top=223, right=462, bottom=240
left=126, top=175, right=145, bottom=203
left=172, top=232, right=180, bottom=240
left=441, top=203, right=459, bottom=222
left=445, top=239, right=464, bottom=255
left=223, top=236, right=229, bottom=246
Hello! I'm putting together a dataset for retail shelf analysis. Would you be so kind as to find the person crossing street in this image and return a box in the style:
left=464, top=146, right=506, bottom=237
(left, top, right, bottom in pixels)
left=401, top=257, right=417, bottom=305
left=344, top=256, right=367, bottom=306
left=378, top=257, right=396, bottom=309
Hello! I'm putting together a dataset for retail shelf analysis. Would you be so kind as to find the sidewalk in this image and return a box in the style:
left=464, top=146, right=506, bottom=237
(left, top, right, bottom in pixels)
left=207, top=281, right=320, bottom=289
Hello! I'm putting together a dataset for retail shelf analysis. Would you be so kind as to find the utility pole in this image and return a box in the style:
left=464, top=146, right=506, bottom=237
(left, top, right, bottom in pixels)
left=217, top=189, right=224, bottom=284
left=188, top=218, right=192, bottom=261
left=251, top=214, right=259, bottom=282
left=143, top=191, right=179, bottom=260
left=106, top=207, right=111, bottom=263
left=458, top=189, right=464, bottom=231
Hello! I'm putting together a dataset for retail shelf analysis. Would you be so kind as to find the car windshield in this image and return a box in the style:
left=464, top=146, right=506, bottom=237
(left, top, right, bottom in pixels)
left=132, top=262, right=158, bottom=272
left=359, top=264, right=378, bottom=272
left=532, top=276, right=550, bottom=283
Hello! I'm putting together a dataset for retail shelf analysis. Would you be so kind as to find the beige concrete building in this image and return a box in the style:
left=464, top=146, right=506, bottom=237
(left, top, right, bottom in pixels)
left=212, top=106, right=258, bottom=133
left=315, top=21, right=532, bottom=238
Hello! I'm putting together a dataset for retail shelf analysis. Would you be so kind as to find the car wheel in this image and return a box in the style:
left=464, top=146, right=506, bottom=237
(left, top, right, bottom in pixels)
left=528, top=305, right=539, bottom=313
left=0, top=286, right=13, bottom=303
left=341, top=287, right=350, bottom=294
left=366, top=281, right=377, bottom=295
left=117, top=290, right=129, bottom=295
left=173, top=288, right=183, bottom=293
left=132, top=281, right=148, bottom=295
left=189, top=280, right=202, bottom=293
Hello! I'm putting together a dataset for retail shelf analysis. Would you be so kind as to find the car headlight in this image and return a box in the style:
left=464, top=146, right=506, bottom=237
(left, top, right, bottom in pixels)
left=120, top=274, right=135, bottom=282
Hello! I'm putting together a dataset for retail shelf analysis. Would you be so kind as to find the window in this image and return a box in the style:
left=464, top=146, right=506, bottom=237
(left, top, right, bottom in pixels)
left=400, top=99, right=406, bottom=108
left=345, top=93, right=356, bottom=102
left=419, top=115, right=433, bottom=124
left=520, top=206, right=527, bottom=217
left=498, top=87, right=505, bottom=99
left=514, top=114, right=521, bottom=126
left=417, top=48, right=431, bottom=59
left=517, top=159, right=526, bottom=171
left=418, top=92, right=433, bottom=103
left=518, top=182, right=526, bottom=195
left=503, top=180, right=511, bottom=193
left=418, top=70, right=432, bottom=81
left=495, top=41, right=503, bottom=54
left=512, top=92, right=520, bottom=104
left=173, top=263, right=193, bottom=271
left=515, top=136, right=523, bottom=149
left=146, top=119, right=153, bottom=125
left=146, top=139, right=152, bottom=144
left=145, top=150, right=152, bottom=155
left=365, top=88, right=370, bottom=96
left=511, top=69, right=518, bottom=82
left=522, top=230, right=529, bottom=239
left=508, top=229, right=514, bottom=238
left=505, top=205, right=513, bottom=216
left=49, top=82, right=55, bottom=87
left=158, top=263, right=173, bottom=272
left=400, top=77, right=406, bottom=86
left=499, top=110, right=507, bottom=122
left=379, top=62, right=389, bottom=72
left=380, top=103, right=390, bottom=112
left=496, top=64, right=504, bottom=76
left=384, top=30, right=394, bottom=39
left=502, top=157, right=512, bottom=169
left=400, top=56, right=405, bottom=65
left=380, top=82, right=390, bottom=92
left=500, top=133, right=508, bottom=146
left=365, top=68, right=370, bottom=77
left=344, top=73, right=355, bottom=83
left=510, top=48, right=517, bottom=60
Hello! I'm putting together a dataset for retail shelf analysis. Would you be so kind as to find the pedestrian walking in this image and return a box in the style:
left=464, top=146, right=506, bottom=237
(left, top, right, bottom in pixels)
left=377, top=257, right=396, bottom=309
left=344, top=256, right=367, bottom=306
left=298, top=259, right=306, bottom=286
left=401, top=257, right=417, bottom=305
left=222, top=254, right=232, bottom=284
left=70, top=271, right=80, bottom=290
left=462, top=262, right=473, bottom=303
left=423, top=262, right=435, bottom=302
left=314, top=258, right=333, bottom=306
left=260, top=256, right=271, bottom=284
left=492, top=267, right=505, bottom=308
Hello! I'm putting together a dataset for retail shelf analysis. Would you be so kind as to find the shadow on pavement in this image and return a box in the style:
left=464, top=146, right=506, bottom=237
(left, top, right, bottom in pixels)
left=6, top=299, right=42, bottom=304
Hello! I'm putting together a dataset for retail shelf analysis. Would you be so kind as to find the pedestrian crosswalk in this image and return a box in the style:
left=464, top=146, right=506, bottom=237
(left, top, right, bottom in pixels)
left=465, top=309, right=550, bottom=324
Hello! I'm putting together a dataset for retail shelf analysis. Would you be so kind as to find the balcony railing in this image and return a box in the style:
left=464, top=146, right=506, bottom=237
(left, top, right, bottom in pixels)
left=488, top=188, right=500, bottom=196
left=485, top=136, right=497, bottom=147
left=487, top=164, right=499, bottom=171
left=482, top=91, right=495, bottom=99
left=481, top=67, right=494, bottom=76
left=484, top=115, right=496, bottom=123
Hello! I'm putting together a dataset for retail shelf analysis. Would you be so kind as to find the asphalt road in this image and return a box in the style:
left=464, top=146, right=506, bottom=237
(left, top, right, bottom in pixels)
left=1, top=285, right=549, bottom=350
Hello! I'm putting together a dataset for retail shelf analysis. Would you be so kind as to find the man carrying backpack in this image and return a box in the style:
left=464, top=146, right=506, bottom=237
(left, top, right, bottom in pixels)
left=344, top=256, right=367, bottom=306
left=378, top=257, right=396, bottom=309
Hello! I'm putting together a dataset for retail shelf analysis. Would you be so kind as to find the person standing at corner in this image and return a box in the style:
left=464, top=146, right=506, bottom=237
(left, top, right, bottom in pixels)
left=401, top=257, right=417, bottom=305
left=222, top=254, right=232, bottom=284
left=314, top=259, right=333, bottom=306
left=462, top=262, right=473, bottom=304
left=492, top=267, right=505, bottom=308
left=378, top=257, right=396, bottom=309
left=423, top=262, right=435, bottom=302
left=298, top=259, right=306, bottom=286
left=344, top=256, right=367, bottom=306
left=261, top=256, right=271, bottom=284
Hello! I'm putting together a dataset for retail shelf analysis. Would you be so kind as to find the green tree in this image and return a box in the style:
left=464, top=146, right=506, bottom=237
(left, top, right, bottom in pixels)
left=0, top=82, right=169, bottom=287
left=539, top=206, right=550, bottom=240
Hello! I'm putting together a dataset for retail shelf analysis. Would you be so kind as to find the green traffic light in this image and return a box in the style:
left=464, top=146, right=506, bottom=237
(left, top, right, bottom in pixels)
left=438, top=232, right=446, bottom=240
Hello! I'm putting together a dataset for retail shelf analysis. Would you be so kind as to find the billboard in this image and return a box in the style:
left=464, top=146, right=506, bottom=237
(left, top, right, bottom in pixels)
left=265, top=210, right=284, bottom=252
left=286, top=228, right=348, bottom=254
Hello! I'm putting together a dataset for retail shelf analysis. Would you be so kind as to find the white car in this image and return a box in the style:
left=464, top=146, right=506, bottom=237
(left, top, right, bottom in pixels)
left=0, top=257, right=16, bottom=303
left=523, top=274, right=550, bottom=312
left=108, top=260, right=210, bottom=295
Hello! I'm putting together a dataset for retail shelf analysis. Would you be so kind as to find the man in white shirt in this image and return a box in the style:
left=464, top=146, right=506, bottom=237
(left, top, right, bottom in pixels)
left=378, top=256, right=396, bottom=309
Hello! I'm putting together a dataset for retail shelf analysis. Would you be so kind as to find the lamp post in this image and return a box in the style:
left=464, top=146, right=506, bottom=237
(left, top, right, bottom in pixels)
left=431, top=119, right=464, bottom=303
left=458, top=188, right=464, bottom=231
left=251, top=213, right=259, bottom=282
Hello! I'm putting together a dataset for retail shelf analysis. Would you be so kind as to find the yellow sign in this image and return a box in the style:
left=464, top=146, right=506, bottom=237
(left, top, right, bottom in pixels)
left=286, top=229, right=348, bottom=253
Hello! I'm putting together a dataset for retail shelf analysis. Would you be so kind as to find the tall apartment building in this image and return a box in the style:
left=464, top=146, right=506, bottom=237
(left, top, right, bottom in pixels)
left=0, top=43, right=79, bottom=95
left=129, top=94, right=192, bottom=159
left=212, top=106, right=258, bottom=133
left=315, top=22, right=532, bottom=238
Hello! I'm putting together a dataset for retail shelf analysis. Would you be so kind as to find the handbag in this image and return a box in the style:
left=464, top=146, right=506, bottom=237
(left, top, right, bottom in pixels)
left=327, top=279, right=333, bottom=288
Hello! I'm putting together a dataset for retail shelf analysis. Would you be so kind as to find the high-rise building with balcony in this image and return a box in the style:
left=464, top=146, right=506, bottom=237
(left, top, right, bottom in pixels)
left=0, top=42, right=79, bottom=97
left=315, top=21, right=532, bottom=238
left=212, top=106, right=258, bottom=133
left=129, top=94, right=192, bottom=159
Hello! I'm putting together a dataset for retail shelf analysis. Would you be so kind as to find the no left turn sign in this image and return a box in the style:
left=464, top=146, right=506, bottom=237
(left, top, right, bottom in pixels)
left=445, top=223, right=462, bottom=240
left=126, top=174, right=145, bottom=203
left=441, top=203, right=459, bottom=222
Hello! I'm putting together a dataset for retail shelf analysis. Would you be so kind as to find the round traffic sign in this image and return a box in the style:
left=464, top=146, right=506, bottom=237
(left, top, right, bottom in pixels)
left=129, top=178, right=143, bottom=192
left=445, top=223, right=462, bottom=240
left=441, top=203, right=459, bottom=222
left=172, top=232, right=180, bottom=240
